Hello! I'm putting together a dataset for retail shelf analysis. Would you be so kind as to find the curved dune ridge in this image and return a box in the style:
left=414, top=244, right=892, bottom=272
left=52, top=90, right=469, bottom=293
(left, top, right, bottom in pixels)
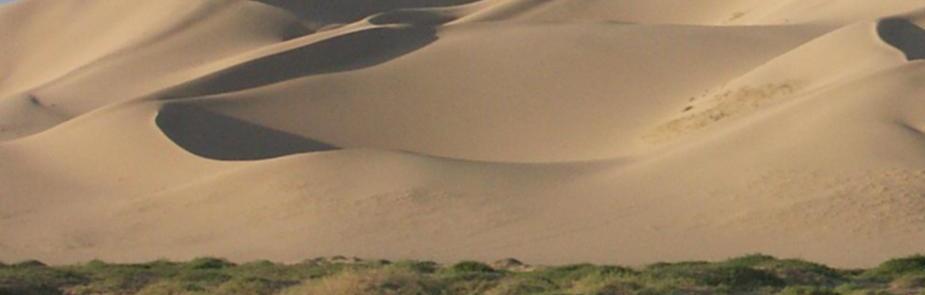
left=1, top=0, right=925, bottom=267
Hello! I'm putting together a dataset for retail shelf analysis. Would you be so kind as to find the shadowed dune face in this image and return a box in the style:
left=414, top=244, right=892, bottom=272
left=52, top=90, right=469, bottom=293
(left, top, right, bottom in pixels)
left=162, top=26, right=438, bottom=98
left=878, top=18, right=925, bottom=61
left=368, top=9, right=461, bottom=26
left=253, top=0, right=480, bottom=28
left=155, top=103, right=338, bottom=160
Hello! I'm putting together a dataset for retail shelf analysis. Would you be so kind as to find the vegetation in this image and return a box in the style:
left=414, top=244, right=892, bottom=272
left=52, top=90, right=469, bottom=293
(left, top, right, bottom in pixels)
left=3, top=254, right=925, bottom=294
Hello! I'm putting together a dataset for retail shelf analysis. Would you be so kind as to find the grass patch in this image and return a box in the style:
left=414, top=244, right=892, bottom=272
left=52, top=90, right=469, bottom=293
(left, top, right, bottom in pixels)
left=446, top=261, right=496, bottom=274
left=3, top=254, right=925, bottom=294
left=864, top=255, right=925, bottom=279
left=0, top=261, right=87, bottom=295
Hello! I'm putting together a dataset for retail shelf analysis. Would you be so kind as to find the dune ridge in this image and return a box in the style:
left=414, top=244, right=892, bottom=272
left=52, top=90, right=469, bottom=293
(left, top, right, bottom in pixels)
left=2, top=0, right=925, bottom=268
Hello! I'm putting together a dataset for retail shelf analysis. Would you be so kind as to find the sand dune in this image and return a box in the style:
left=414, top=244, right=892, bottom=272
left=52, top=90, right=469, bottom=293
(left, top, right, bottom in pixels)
left=2, top=0, right=925, bottom=268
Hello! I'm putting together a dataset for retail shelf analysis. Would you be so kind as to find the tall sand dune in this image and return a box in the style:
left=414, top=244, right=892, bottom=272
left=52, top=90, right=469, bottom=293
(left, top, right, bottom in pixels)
left=2, top=0, right=925, bottom=268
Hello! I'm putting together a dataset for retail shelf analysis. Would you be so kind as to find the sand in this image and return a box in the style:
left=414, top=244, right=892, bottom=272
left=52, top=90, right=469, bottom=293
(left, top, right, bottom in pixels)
left=1, top=0, right=925, bottom=268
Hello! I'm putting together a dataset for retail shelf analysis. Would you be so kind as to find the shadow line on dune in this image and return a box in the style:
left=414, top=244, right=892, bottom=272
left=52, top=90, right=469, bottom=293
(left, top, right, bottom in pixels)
left=161, top=26, right=438, bottom=99
left=155, top=103, right=338, bottom=161
left=877, top=18, right=925, bottom=61
left=252, top=0, right=479, bottom=28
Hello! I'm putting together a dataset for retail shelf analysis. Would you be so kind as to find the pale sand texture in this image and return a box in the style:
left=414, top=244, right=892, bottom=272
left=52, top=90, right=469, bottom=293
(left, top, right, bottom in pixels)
left=1, top=0, right=925, bottom=267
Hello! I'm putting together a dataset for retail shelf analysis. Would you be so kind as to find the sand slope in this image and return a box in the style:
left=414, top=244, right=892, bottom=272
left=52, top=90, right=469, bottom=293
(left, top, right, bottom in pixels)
left=2, top=0, right=925, bottom=267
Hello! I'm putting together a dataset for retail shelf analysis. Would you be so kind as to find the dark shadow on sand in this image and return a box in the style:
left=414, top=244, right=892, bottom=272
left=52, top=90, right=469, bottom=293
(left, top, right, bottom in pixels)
left=156, top=103, right=338, bottom=161
left=878, top=18, right=925, bottom=61
left=254, top=0, right=479, bottom=27
left=164, top=26, right=438, bottom=98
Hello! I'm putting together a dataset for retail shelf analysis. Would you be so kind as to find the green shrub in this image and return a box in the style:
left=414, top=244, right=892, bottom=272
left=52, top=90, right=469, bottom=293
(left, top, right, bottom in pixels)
left=281, top=268, right=441, bottom=295
left=724, top=254, right=780, bottom=267
left=214, top=277, right=282, bottom=295
left=390, top=260, right=439, bottom=274
left=777, top=286, right=838, bottom=295
left=707, top=266, right=784, bottom=288
left=864, top=255, right=925, bottom=280
left=135, top=280, right=206, bottom=295
left=719, top=255, right=845, bottom=286
left=644, top=261, right=785, bottom=290
left=186, top=257, right=236, bottom=270
left=519, top=263, right=634, bottom=293
left=764, top=260, right=844, bottom=286
left=833, top=282, right=899, bottom=295
left=539, top=264, right=634, bottom=279
left=890, top=273, right=925, bottom=289
left=577, top=278, right=641, bottom=295
left=227, top=260, right=295, bottom=281
left=438, top=260, right=503, bottom=291
left=80, top=259, right=107, bottom=269
left=448, top=261, right=496, bottom=274
left=484, top=276, right=557, bottom=295
left=592, top=283, right=639, bottom=295
left=0, top=264, right=87, bottom=295
left=73, top=266, right=159, bottom=293
left=13, top=260, right=47, bottom=268
left=175, top=269, right=232, bottom=287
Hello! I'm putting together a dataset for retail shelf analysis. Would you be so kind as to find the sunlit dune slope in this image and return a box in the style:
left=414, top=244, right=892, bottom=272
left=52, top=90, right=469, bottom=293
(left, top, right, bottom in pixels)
left=1, top=0, right=925, bottom=268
